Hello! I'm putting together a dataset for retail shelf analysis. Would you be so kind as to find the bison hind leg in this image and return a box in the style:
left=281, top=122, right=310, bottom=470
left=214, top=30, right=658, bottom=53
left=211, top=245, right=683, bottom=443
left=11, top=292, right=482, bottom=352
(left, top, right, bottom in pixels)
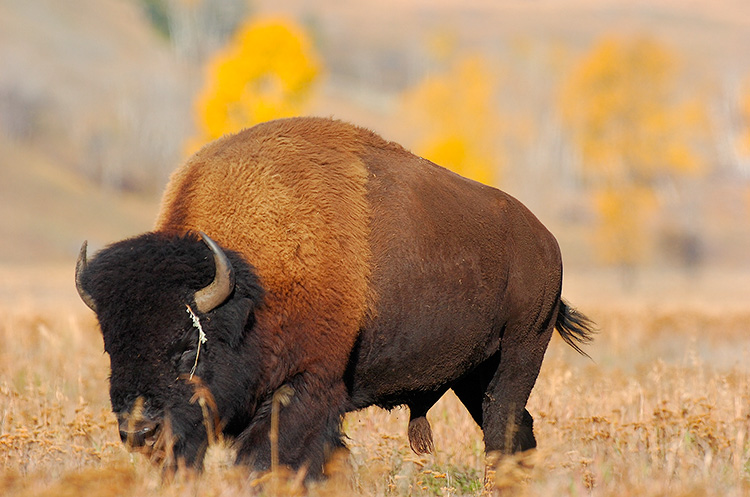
left=408, top=415, right=434, bottom=455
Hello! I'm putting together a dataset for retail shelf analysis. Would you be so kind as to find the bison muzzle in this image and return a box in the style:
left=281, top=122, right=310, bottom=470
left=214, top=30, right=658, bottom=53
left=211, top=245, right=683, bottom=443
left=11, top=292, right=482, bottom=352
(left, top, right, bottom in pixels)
left=75, top=117, right=594, bottom=479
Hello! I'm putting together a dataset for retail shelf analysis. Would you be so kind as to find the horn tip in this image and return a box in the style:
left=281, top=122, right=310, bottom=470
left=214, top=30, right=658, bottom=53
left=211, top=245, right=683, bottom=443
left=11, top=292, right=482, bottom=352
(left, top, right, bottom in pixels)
left=75, top=240, right=98, bottom=313
left=76, top=241, right=88, bottom=270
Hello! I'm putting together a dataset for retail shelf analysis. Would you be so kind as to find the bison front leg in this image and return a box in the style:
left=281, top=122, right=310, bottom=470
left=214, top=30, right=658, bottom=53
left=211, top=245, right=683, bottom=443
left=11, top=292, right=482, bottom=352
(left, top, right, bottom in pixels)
left=235, top=376, right=348, bottom=480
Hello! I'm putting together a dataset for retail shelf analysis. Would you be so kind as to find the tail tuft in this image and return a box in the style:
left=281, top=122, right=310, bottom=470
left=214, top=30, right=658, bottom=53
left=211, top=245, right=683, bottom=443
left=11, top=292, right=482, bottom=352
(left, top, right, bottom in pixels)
left=555, top=299, right=596, bottom=357
left=408, top=416, right=434, bottom=455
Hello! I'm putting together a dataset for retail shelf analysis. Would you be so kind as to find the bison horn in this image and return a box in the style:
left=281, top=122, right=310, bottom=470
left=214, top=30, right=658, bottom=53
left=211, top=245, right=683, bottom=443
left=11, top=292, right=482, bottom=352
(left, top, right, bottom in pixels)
left=194, top=232, right=235, bottom=313
left=75, top=241, right=98, bottom=313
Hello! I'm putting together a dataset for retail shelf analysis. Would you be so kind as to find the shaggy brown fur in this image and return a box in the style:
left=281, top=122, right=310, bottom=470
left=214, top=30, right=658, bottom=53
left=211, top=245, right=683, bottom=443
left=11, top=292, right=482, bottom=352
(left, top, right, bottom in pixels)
left=156, top=119, right=375, bottom=388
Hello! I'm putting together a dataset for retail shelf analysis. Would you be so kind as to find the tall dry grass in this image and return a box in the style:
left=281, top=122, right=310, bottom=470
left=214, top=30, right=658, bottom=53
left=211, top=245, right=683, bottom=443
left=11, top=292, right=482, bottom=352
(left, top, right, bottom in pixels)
left=1, top=268, right=749, bottom=496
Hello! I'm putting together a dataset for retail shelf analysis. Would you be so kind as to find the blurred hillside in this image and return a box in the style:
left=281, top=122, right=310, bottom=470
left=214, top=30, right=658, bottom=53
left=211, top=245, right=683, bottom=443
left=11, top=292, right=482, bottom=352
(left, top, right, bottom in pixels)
left=0, top=0, right=195, bottom=191
left=0, top=0, right=184, bottom=264
left=1, top=0, right=749, bottom=281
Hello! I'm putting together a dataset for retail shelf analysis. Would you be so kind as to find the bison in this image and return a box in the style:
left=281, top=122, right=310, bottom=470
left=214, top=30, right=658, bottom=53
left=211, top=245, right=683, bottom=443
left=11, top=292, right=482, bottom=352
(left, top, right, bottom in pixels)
left=75, top=117, right=594, bottom=478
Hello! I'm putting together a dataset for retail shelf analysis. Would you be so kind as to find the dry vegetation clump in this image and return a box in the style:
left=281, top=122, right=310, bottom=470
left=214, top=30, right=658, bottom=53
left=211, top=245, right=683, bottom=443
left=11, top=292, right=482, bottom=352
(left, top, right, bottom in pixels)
left=1, top=287, right=749, bottom=496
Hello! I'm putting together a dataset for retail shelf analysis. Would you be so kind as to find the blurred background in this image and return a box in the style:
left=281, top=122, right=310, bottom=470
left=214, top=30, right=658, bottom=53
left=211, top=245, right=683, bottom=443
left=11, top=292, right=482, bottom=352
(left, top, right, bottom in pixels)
left=1, top=0, right=749, bottom=302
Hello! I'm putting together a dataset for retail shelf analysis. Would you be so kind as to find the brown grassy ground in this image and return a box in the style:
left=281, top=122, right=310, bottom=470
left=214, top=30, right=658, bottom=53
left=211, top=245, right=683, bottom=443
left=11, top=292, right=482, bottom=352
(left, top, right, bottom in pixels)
left=1, top=267, right=749, bottom=496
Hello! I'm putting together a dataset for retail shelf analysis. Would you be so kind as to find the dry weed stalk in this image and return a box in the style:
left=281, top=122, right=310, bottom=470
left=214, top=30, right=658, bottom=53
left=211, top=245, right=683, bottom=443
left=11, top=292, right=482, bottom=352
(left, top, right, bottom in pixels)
left=258, top=384, right=306, bottom=497
left=184, top=374, right=224, bottom=448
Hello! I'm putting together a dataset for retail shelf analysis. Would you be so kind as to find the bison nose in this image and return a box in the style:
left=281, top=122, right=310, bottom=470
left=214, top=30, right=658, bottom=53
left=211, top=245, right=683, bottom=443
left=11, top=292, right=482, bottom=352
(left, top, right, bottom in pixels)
left=118, top=416, right=160, bottom=448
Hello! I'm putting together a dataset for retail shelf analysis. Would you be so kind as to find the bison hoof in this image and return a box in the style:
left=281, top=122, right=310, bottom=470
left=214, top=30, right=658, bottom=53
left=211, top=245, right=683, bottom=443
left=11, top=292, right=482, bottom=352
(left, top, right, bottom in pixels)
left=408, top=416, right=434, bottom=455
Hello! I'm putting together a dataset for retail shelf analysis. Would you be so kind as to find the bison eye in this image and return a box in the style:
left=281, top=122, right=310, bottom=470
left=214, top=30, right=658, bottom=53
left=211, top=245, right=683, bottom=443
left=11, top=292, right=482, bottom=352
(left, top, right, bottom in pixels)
left=176, top=348, right=197, bottom=370
left=170, top=329, right=198, bottom=368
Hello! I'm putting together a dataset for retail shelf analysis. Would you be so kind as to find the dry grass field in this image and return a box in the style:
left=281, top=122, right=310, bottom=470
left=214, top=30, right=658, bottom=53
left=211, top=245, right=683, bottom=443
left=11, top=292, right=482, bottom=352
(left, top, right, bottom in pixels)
left=1, top=266, right=749, bottom=496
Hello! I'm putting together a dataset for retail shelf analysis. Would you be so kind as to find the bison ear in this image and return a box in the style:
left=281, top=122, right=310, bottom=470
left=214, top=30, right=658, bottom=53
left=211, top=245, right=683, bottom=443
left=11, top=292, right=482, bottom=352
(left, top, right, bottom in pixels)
left=214, top=296, right=255, bottom=348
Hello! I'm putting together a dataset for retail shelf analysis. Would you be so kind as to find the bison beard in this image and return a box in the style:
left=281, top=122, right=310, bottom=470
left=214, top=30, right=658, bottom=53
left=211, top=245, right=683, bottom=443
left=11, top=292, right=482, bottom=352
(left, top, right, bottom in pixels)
left=75, top=117, right=595, bottom=480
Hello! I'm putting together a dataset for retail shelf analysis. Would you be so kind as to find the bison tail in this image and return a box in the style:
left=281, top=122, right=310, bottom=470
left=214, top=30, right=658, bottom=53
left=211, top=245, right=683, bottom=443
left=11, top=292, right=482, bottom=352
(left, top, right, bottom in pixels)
left=408, top=415, right=434, bottom=455
left=555, top=299, right=596, bottom=357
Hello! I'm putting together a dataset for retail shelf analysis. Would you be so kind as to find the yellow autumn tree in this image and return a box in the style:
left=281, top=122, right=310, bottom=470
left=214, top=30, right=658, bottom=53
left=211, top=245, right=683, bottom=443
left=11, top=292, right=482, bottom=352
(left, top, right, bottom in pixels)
left=401, top=54, right=502, bottom=186
left=560, top=36, right=709, bottom=275
left=190, top=17, right=320, bottom=150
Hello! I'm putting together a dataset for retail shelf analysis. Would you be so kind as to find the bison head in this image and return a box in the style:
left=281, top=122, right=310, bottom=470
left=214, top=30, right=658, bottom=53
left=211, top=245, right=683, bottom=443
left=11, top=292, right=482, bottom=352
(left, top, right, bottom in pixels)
left=75, top=232, right=263, bottom=469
